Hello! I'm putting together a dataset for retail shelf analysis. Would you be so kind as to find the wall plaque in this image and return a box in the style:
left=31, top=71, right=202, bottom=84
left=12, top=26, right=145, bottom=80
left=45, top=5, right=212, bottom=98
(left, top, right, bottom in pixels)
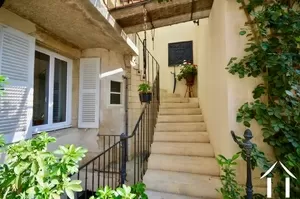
left=168, top=41, right=193, bottom=66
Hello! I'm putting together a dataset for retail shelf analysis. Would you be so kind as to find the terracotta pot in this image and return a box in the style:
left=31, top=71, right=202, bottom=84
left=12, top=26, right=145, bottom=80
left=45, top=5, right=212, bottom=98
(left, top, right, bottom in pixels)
left=185, top=75, right=195, bottom=86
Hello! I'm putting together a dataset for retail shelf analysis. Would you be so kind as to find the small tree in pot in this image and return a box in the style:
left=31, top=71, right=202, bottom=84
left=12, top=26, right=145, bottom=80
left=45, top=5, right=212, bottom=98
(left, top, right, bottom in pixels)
left=138, top=82, right=152, bottom=103
left=177, top=61, right=197, bottom=86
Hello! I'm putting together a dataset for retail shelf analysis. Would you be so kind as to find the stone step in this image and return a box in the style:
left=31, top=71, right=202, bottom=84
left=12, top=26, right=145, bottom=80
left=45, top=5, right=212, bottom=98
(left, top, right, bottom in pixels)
left=146, top=190, right=209, bottom=199
left=155, top=122, right=206, bottom=132
left=159, top=108, right=202, bottom=115
left=157, top=115, right=204, bottom=123
left=151, top=142, right=214, bottom=157
left=160, top=103, right=198, bottom=109
left=143, top=170, right=221, bottom=198
left=162, top=93, right=181, bottom=98
left=153, top=132, right=210, bottom=143
left=161, top=97, right=189, bottom=103
left=148, top=154, right=220, bottom=176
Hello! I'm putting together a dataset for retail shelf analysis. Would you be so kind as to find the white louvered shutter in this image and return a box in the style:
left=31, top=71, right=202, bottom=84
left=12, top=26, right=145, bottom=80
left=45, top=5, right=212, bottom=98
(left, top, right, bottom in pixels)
left=0, top=26, right=35, bottom=142
left=78, top=58, right=100, bottom=128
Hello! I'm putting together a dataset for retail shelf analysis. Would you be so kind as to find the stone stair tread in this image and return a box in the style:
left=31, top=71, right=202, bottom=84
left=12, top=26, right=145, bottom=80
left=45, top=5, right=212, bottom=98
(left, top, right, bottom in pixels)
left=160, top=103, right=199, bottom=109
left=154, top=131, right=209, bottom=143
left=157, top=115, right=204, bottom=123
left=143, top=170, right=221, bottom=198
left=148, top=154, right=219, bottom=176
left=155, top=122, right=206, bottom=132
left=163, top=93, right=181, bottom=98
left=146, top=190, right=212, bottom=199
left=151, top=142, right=214, bottom=157
left=161, top=98, right=189, bottom=103
left=159, top=108, right=202, bottom=115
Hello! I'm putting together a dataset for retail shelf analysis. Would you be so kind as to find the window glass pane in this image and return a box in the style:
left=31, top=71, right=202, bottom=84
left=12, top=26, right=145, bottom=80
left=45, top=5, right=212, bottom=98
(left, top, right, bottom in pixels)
left=33, top=51, right=50, bottom=126
left=111, top=81, right=121, bottom=93
left=53, top=58, right=67, bottom=123
left=110, top=93, right=121, bottom=104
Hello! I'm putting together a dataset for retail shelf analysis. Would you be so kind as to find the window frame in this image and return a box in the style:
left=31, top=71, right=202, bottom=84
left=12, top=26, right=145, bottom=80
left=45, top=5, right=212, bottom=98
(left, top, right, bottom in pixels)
left=108, top=79, right=123, bottom=106
left=32, top=46, right=72, bottom=134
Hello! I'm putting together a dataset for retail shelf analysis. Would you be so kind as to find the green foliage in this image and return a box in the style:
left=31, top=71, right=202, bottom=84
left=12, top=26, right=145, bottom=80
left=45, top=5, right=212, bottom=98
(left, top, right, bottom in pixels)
left=138, top=83, right=151, bottom=93
left=0, top=135, right=4, bottom=148
left=217, top=153, right=267, bottom=199
left=217, top=153, right=243, bottom=199
left=227, top=0, right=300, bottom=197
left=90, top=183, right=148, bottom=199
left=0, top=75, right=8, bottom=96
left=235, top=135, right=271, bottom=173
left=0, top=132, right=87, bottom=199
left=176, top=61, right=198, bottom=81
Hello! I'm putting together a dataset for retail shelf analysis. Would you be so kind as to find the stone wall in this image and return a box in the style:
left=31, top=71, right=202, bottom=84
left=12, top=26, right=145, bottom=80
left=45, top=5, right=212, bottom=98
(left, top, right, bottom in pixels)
left=0, top=8, right=137, bottom=165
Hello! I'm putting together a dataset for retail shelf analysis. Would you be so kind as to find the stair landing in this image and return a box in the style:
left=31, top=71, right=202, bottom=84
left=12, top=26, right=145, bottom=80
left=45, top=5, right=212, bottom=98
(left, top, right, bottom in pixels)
left=144, top=94, right=221, bottom=199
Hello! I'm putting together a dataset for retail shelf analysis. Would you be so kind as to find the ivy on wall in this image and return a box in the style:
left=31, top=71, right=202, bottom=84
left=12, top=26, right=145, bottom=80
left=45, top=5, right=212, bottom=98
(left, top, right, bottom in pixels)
left=227, top=0, right=300, bottom=197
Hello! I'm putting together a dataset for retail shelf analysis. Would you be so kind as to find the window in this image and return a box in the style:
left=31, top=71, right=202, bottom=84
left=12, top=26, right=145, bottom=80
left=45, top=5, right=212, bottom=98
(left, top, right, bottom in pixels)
left=110, top=80, right=122, bottom=105
left=32, top=47, right=72, bottom=133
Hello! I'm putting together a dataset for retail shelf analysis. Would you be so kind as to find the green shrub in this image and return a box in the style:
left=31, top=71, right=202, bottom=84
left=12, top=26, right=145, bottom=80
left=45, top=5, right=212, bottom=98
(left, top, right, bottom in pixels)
left=90, top=183, right=148, bottom=199
left=217, top=153, right=243, bottom=199
left=0, top=132, right=87, bottom=199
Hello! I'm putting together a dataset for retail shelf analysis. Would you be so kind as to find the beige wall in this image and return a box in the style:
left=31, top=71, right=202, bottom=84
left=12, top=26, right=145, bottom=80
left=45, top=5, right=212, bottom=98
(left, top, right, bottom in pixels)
left=138, top=22, right=199, bottom=97
left=196, top=0, right=275, bottom=191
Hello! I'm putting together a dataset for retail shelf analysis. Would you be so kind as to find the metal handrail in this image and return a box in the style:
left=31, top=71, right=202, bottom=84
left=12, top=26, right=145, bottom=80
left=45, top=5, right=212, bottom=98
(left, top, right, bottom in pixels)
left=78, top=141, right=120, bottom=171
left=75, top=31, right=160, bottom=197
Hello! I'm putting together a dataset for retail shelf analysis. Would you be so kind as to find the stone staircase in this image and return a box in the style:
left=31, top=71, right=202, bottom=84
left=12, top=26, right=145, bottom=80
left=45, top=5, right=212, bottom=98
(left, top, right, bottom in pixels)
left=143, top=93, right=221, bottom=199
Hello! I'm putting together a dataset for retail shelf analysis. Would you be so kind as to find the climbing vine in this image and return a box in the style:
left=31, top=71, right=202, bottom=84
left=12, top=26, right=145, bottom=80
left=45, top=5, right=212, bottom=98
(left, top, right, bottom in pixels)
left=227, top=0, right=300, bottom=197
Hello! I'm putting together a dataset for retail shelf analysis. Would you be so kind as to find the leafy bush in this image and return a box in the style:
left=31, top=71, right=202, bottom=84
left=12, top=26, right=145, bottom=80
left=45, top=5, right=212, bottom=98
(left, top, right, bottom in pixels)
left=90, top=183, right=148, bottom=199
left=227, top=0, right=300, bottom=197
left=0, top=132, right=87, bottom=199
left=217, top=153, right=243, bottom=199
left=217, top=153, right=266, bottom=199
left=138, top=83, right=151, bottom=93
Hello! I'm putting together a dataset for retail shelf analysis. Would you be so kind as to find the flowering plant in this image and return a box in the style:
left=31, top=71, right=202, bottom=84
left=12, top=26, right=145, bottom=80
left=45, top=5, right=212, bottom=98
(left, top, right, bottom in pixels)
left=176, top=61, right=197, bottom=81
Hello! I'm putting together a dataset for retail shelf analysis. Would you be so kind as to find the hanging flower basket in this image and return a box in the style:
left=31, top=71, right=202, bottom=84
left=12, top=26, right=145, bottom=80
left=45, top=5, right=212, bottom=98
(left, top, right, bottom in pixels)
left=139, top=92, right=152, bottom=103
left=138, top=82, right=152, bottom=103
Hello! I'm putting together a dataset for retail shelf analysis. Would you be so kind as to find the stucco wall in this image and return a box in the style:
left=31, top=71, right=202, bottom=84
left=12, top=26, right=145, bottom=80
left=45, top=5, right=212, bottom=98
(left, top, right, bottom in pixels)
left=138, top=22, right=199, bottom=97
left=196, top=0, right=275, bottom=191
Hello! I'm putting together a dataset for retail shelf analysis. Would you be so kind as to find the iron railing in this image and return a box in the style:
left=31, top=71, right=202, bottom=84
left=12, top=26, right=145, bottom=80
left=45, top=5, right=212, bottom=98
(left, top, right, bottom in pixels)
left=74, top=30, right=160, bottom=198
left=75, top=74, right=159, bottom=198
left=231, top=129, right=254, bottom=199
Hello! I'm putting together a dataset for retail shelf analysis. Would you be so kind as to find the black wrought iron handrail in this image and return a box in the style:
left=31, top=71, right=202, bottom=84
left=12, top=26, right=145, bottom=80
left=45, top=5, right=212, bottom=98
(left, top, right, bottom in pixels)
left=74, top=26, right=160, bottom=198
left=75, top=75, right=159, bottom=197
left=78, top=141, right=120, bottom=171
left=231, top=129, right=254, bottom=199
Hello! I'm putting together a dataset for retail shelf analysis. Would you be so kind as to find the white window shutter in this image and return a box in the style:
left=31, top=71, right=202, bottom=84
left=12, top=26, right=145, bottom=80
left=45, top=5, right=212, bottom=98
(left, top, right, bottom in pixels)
left=0, top=26, right=35, bottom=142
left=78, top=58, right=100, bottom=128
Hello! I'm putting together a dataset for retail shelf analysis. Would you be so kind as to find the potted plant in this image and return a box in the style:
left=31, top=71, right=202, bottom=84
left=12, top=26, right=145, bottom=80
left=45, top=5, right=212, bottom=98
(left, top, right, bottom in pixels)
left=177, top=60, right=198, bottom=86
left=138, top=82, right=152, bottom=103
